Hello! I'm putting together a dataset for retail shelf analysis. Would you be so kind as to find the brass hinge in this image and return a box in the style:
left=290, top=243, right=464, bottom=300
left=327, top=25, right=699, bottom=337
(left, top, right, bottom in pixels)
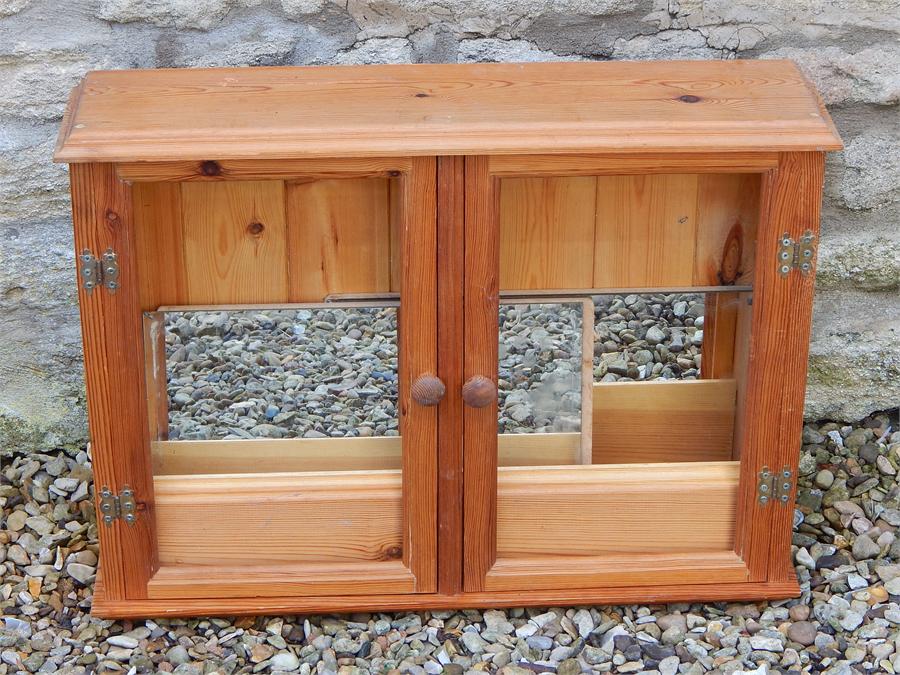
left=777, top=231, right=816, bottom=277
left=99, top=485, right=138, bottom=526
left=757, top=466, right=793, bottom=506
left=79, top=248, right=120, bottom=294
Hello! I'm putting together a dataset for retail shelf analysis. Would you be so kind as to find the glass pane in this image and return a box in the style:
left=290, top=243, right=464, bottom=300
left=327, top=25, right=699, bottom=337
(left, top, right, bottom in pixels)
left=154, top=306, right=398, bottom=442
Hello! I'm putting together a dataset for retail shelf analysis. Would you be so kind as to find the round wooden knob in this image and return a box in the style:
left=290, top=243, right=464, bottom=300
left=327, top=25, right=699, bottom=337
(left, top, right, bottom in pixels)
left=462, top=376, right=496, bottom=408
left=411, top=374, right=446, bottom=406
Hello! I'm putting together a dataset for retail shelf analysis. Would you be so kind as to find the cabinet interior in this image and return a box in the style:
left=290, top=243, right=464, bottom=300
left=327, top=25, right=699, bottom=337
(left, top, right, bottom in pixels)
left=134, top=171, right=761, bottom=574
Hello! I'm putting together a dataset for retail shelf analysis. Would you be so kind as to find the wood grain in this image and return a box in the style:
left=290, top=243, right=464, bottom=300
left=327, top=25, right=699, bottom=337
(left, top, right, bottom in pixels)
left=694, top=173, right=760, bottom=286
left=69, top=163, right=157, bottom=600
left=181, top=180, right=288, bottom=304
left=94, top=571, right=799, bottom=618
left=151, top=433, right=582, bottom=475
left=286, top=178, right=392, bottom=301
left=398, top=157, right=438, bottom=592
left=117, top=157, right=411, bottom=182
left=594, top=174, right=699, bottom=287
left=462, top=156, right=498, bottom=592
left=735, top=152, right=826, bottom=583
left=436, top=155, right=465, bottom=595
left=498, top=177, right=596, bottom=290
left=485, top=552, right=747, bottom=592
left=148, top=561, right=415, bottom=599
left=701, top=291, right=740, bottom=380
left=154, top=470, right=403, bottom=566
left=489, top=153, right=779, bottom=176
left=497, top=462, right=739, bottom=562
left=132, top=181, right=187, bottom=309
left=55, top=61, right=842, bottom=162
left=592, top=379, right=737, bottom=464
left=142, top=313, right=169, bottom=441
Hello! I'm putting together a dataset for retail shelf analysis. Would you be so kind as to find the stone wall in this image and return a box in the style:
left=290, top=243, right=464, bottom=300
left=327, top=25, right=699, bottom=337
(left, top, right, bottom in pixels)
left=0, top=0, right=898, bottom=453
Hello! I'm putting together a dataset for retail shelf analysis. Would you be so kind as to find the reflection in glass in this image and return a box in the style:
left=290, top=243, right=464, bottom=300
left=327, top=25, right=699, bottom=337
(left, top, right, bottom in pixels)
left=153, top=306, right=398, bottom=441
left=593, top=292, right=705, bottom=382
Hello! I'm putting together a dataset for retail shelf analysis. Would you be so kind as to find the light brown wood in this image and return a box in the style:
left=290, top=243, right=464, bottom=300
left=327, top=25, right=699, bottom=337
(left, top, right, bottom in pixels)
left=579, top=298, right=594, bottom=464
left=463, top=156, right=498, bottom=592
left=154, top=470, right=404, bottom=568
left=702, top=291, right=740, bottom=380
left=69, top=163, right=157, bottom=600
left=181, top=180, right=288, bottom=304
left=398, top=157, right=438, bottom=592
left=94, top=568, right=798, bottom=618
left=132, top=181, right=186, bottom=309
left=497, top=461, right=739, bottom=560
left=484, top=551, right=747, bottom=592
left=489, top=153, right=780, bottom=176
left=735, top=152, right=826, bottom=583
left=594, top=174, right=699, bottom=287
left=286, top=178, right=392, bottom=301
left=592, top=379, right=737, bottom=464
left=55, top=61, right=841, bottom=162
left=498, top=177, right=596, bottom=290
left=117, top=157, right=411, bottom=181
left=436, top=155, right=465, bottom=595
left=148, top=561, right=415, bottom=599
left=694, top=173, right=761, bottom=286
left=151, top=433, right=582, bottom=475
left=142, top=313, right=169, bottom=441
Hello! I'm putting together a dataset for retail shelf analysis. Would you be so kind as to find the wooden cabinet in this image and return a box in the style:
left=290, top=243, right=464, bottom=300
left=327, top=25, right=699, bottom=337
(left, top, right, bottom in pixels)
left=55, top=60, right=842, bottom=617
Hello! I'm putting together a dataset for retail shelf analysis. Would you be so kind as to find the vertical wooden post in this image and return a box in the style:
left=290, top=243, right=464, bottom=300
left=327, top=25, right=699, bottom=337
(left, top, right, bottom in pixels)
left=436, top=156, right=465, bottom=595
left=399, top=157, right=438, bottom=592
left=462, top=156, right=499, bottom=592
left=69, top=163, right=157, bottom=599
left=734, top=152, right=825, bottom=582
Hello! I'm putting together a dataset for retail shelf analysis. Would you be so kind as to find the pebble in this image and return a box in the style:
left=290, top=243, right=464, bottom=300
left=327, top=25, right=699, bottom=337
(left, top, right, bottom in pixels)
left=787, top=621, right=817, bottom=646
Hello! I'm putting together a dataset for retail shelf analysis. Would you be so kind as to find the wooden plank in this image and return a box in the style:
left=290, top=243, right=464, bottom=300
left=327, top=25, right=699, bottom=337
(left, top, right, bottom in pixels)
left=731, top=291, right=753, bottom=461
left=702, top=291, right=739, bottom=380
left=132, top=181, right=187, bottom=309
left=592, top=379, right=737, bottom=464
left=735, top=152, right=826, bottom=583
left=286, top=178, right=391, bottom=301
left=580, top=298, right=594, bottom=464
left=94, top=571, right=799, bottom=618
left=490, top=153, right=779, bottom=176
left=462, top=156, right=498, bottom=592
left=117, top=157, right=411, bottom=182
left=594, top=174, right=699, bottom=288
left=436, top=155, right=465, bottom=595
left=142, top=314, right=169, bottom=442
left=150, top=433, right=582, bottom=475
left=694, top=174, right=761, bottom=286
left=153, top=470, right=404, bottom=567
left=399, top=156, right=438, bottom=592
left=69, top=163, right=157, bottom=600
left=181, top=180, right=289, bottom=304
left=55, top=61, right=842, bottom=162
left=498, top=177, right=596, bottom=290
left=497, top=462, right=739, bottom=563
left=484, top=551, right=747, bottom=592
left=148, top=561, right=414, bottom=599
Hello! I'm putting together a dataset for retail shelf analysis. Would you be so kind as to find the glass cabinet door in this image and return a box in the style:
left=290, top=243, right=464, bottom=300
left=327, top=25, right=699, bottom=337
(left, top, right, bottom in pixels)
left=463, top=158, right=765, bottom=593
left=132, top=161, right=437, bottom=599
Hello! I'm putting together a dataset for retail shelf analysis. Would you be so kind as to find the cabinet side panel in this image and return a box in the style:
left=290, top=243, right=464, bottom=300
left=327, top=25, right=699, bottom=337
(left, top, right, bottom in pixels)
left=735, top=152, right=825, bottom=582
left=69, top=163, right=156, bottom=599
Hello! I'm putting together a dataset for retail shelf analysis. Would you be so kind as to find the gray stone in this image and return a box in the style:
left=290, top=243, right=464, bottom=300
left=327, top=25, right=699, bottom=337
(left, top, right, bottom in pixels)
left=787, top=621, right=817, bottom=646
left=852, top=534, right=881, bottom=560
left=66, top=562, right=96, bottom=585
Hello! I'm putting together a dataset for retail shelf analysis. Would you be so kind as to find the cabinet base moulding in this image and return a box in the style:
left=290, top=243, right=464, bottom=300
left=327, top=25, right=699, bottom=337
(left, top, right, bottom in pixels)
left=91, top=567, right=800, bottom=619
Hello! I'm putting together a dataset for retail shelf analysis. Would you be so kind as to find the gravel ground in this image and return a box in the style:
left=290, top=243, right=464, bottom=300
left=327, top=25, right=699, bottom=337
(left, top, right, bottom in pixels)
left=2, top=412, right=900, bottom=674
left=164, top=293, right=706, bottom=440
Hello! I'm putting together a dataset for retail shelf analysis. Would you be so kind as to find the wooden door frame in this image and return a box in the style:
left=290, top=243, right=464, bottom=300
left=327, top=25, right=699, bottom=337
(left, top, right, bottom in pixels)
left=460, top=151, right=823, bottom=593
left=75, top=156, right=439, bottom=600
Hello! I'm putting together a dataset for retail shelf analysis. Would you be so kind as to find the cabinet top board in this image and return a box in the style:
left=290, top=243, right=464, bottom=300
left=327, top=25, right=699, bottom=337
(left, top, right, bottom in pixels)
left=54, top=60, right=842, bottom=162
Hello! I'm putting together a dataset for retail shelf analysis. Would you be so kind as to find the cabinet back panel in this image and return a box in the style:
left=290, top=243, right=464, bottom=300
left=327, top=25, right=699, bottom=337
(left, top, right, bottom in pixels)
left=133, top=178, right=397, bottom=308
left=498, top=174, right=759, bottom=291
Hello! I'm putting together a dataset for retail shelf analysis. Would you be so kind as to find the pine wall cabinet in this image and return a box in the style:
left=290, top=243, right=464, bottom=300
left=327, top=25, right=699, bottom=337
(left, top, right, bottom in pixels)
left=55, top=60, right=843, bottom=618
